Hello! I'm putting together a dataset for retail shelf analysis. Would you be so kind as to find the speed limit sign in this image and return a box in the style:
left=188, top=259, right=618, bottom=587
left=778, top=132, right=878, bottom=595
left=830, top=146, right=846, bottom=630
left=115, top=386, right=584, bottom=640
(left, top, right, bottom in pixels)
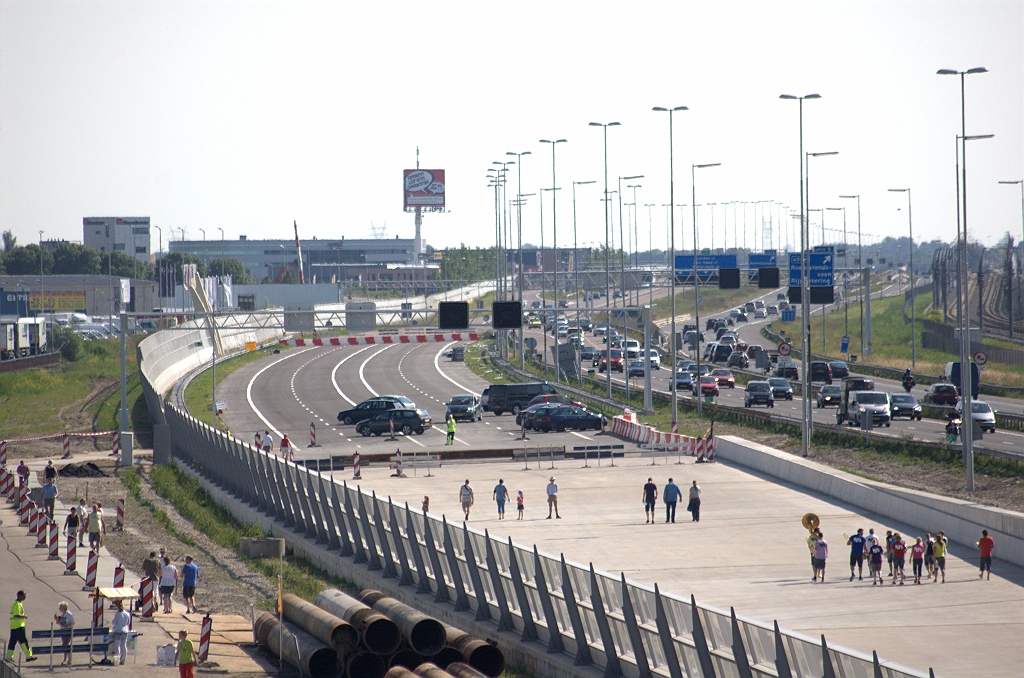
left=973, top=350, right=988, bottom=366
left=778, top=343, right=792, bottom=357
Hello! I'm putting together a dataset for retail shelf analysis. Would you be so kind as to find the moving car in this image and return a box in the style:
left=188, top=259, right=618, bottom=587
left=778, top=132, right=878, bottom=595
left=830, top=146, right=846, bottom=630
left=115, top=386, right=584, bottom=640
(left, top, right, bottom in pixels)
left=533, top=406, right=605, bottom=432
left=754, top=309, right=766, bottom=319
left=774, top=361, right=799, bottom=380
left=727, top=351, right=749, bottom=369
left=593, top=325, right=608, bottom=337
left=598, top=349, right=624, bottom=373
left=357, top=408, right=432, bottom=436
left=735, top=312, right=748, bottom=322
left=809, top=361, right=833, bottom=384
left=579, top=317, right=593, bottom=331
left=580, top=346, right=599, bottom=363
left=528, top=317, right=541, bottom=328
left=744, top=381, right=774, bottom=408
left=777, top=292, right=788, bottom=300
left=816, top=384, right=841, bottom=408
left=835, top=377, right=876, bottom=425
left=888, top=393, right=922, bottom=420
left=711, top=344, right=733, bottom=363
left=445, top=394, right=482, bottom=422
left=746, top=344, right=763, bottom=359
left=337, top=396, right=415, bottom=425
left=767, top=305, right=779, bottom=315
left=670, top=371, right=694, bottom=391
left=693, top=375, right=720, bottom=397
left=767, top=377, right=794, bottom=400
left=710, top=368, right=736, bottom=388
left=644, top=348, right=661, bottom=369
left=828, top=361, right=850, bottom=379
left=627, top=359, right=646, bottom=378
left=848, top=391, right=891, bottom=428
left=955, top=400, right=997, bottom=434
left=482, top=382, right=558, bottom=415
left=923, top=383, right=959, bottom=406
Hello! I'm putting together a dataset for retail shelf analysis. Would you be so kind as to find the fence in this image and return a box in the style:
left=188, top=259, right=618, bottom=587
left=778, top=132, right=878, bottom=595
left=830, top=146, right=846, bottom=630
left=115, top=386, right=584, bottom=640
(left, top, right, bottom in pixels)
left=0, top=657, right=25, bottom=678
left=164, top=402, right=928, bottom=678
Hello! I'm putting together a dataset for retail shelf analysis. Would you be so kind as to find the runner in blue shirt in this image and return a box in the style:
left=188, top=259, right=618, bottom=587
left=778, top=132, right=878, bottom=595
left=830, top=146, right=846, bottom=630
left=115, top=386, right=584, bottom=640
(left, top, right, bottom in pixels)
left=847, top=528, right=867, bottom=581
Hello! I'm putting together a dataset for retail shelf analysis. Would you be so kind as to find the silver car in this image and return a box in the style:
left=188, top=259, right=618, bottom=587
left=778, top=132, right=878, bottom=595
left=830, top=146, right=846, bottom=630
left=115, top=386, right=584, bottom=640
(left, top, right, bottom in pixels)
left=956, top=400, right=997, bottom=434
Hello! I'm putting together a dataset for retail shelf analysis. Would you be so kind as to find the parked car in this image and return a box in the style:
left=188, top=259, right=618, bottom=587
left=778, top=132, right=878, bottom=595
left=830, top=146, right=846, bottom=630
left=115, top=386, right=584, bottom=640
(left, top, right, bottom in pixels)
left=357, top=408, right=432, bottom=436
left=693, top=375, right=720, bottom=397
left=955, top=399, right=997, bottom=434
left=598, top=349, right=624, bottom=373
left=710, top=368, right=736, bottom=388
left=888, top=393, right=922, bottom=420
left=526, top=393, right=586, bottom=410
left=744, top=381, right=775, bottom=408
left=533, top=405, right=605, bottom=432
left=809, top=361, right=833, bottom=384
left=774, top=361, right=799, bottom=380
left=923, top=383, right=960, bottom=406
left=727, top=351, right=749, bottom=369
left=670, top=371, right=694, bottom=391
left=828, top=361, right=850, bottom=379
left=816, top=384, right=841, bottom=408
left=445, top=394, right=482, bottom=422
left=517, top=403, right=560, bottom=430
left=338, top=397, right=414, bottom=425
left=768, top=377, right=794, bottom=400
left=626, top=359, right=646, bottom=378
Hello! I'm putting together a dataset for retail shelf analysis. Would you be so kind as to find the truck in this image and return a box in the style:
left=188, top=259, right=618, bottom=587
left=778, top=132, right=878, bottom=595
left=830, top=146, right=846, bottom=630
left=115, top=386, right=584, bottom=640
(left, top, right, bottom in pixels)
left=835, top=376, right=876, bottom=426
left=0, top=322, right=15, bottom=360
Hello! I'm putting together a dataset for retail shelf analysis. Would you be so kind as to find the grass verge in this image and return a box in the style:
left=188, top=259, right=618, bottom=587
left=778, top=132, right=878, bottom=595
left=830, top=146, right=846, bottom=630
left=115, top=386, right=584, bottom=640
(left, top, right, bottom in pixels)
left=184, top=345, right=287, bottom=430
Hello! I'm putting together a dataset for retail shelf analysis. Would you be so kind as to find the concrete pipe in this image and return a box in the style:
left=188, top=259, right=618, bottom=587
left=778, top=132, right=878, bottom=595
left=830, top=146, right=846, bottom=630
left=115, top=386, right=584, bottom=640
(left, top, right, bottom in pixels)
left=359, top=590, right=446, bottom=656
left=413, top=662, right=456, bottom=678
left=445, top=663, right=492, bottom=678
left=315, top=589, right=402, bottom=655
left=444, top=625, right=506, bottom=677
left=282, top=593, right=359, bottom=655
left=345, top=650, right=387, bottom=678
left=254, top=612, right=338, bottom=678
left=384, top=667, right=418, bottom=678
left=389, top=648, right=424, bottom=670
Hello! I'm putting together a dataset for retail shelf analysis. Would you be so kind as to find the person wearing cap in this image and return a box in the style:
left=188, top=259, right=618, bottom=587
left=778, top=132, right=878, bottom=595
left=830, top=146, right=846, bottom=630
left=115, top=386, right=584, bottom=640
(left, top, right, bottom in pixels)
left=459, top=480, right=474, bottom=520
left=546, top=477, right=560, bottom=519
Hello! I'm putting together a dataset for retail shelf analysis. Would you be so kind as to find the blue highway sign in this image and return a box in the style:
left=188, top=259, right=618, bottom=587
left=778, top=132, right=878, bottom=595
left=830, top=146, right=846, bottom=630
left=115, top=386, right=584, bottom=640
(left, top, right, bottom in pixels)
left=675, top=254, right=737, bottom=275
left=841, top=335, right=850, bottom=353
left=788, top=252, right=834, bottom=287
left=748, top=253, right=777, bottom=270
left=782, top=308, right=797, bottom=322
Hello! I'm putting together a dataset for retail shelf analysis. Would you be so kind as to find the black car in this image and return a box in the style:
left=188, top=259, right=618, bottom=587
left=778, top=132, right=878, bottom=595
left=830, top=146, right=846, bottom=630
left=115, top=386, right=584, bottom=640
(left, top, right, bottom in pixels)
left=735, top=313, right=748, bottom=322
left=816, top=384, right=841, bottom=408
left=533, top=405, right=604, bottom=432
left=775, top=361, right=799, bottom=380
left=581, top=346, right=599, bottom=363
left=810, top=361, right=833, bottom=384
left=828, top=361, right=850, bottom=379
left=445, top=394, right=482, bottom=422
left=356, top=408, right=432, bottom=436
left=744, top=381, right=775, bottom=408
left=889, top=393, right=923, bottom=420
left=768, top=377, right=794, bottom=400
left=338, top=398, right=410, bottom=425
left=727, top=351, right=749, bottom=369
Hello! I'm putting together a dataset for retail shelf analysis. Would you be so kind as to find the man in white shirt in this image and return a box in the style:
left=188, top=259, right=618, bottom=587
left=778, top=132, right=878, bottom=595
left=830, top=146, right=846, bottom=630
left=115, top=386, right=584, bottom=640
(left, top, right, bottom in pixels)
left=459, top=480, right=474, bottom=520
left=262, top=431, right=274, bottom=453
left=546, top=477, right=561, bottom=519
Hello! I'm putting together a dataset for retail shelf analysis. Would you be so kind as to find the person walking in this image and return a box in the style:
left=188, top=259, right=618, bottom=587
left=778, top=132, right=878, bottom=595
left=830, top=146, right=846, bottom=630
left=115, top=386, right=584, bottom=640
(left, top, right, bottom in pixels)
left=642, top=478, right=658, bottom=523
left=910, top=537, right=926, bottom=584
left=43, top=460, right=57, bottom=483
left=890, top=533, right=907, bottom=585
left=868, top=537, right=884, bottom=585
left=143, top=551, right=162, bottom=611
left=459, top=480, right=474, bottom=520
left=493, top=479, right=510, bottom=520
left=686, top=480, right=701, bottom=522
left=932, top=531, right=948, bottom=583
left=546, top=477, right=560, bottom=519
left=111, top=600, right=131, bottom=665
left=806, top=527, right=821, bottom=581
left=261, top=431, right=273, bottom=453
left=516, top=491, right=524, bottom=520
left=41, top=478, right=59, bottom=521
left=884, top=530, right=895, bottom=578
left=175, top=629, right=197, bottom=678
left=421, top=496, right=430, bottom=513
left=445, top=414, right=456, bottom=446
left=847, top=528, right=867, bottom=581
left=76, top=499, right=88, bottom=546
left=160, top=556, right=178, bottom=614
left=15, top=461, right=29, bottom=487
left=813, top=533, right=829, bottom=583
left=63, top=507, right=80, bottom=546
left=280, top=434, right=293, bottom=461
left=663, top=478, right=682, bottom=523
left=182, top=556, right=200, bottom=614
left=7, top=591, right=36, bottom=662
left=87, top=503, right=106, bottom=551
left=924, top=533, right=935, bottom=580
left=54, top=602, right=74, bottom=666
left=977, top=529, right=995, bottom=580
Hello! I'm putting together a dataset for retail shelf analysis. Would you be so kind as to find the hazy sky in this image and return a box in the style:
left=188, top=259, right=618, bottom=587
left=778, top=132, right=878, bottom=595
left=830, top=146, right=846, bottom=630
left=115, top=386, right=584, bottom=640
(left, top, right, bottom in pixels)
left=2, top=1, right=1021, bottom=257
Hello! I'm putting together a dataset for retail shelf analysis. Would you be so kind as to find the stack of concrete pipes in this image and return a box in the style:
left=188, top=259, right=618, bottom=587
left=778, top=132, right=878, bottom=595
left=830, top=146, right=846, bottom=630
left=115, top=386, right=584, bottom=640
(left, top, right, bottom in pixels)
left=255, top=588, right=505, bottom=678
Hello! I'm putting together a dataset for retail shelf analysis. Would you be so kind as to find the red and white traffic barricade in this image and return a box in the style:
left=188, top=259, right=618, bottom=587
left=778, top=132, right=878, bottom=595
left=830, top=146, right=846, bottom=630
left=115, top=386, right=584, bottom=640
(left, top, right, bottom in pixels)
left=254, top=431, right=263, bottom=449
left=27, top=503, right=39, bottom=535
left=112, top=430, right=121, bottom=457
left=279, top=332, right=480, bottom=347
left=309, top=422, right=317, bottom=447
left=36, top=514, right=48, bottom=548
left=18, top=488, right=30, bottom=523
left=92, top=593, right=104, bottom=629
left=1, top=470, right=12, bottom=502
left=393, top=449, right=405, bottom=477
left=83, top=548, right=99, bottom=590
left=47, top=520, right=60, bottom=560
left=114, top=498, right=125, bottom=531
left=198, top=615, right=213, bottom=662
left=140, top=577, right=155, bottom=618
left=62, top=432, right=71, bottom=458
left=110, top=564, right=125, bottom=607
left=0, top=439, right=6, bottom=466
left=65, top=535, right=77, bottom=574
left=352, top=452, right=361, bottom=480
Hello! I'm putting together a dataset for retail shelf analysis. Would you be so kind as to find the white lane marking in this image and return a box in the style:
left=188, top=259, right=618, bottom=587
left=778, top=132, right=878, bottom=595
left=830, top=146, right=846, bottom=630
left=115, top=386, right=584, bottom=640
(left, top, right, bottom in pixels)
left=245, top=347, right=312, bottom=437
left=571, top=431, right=593, bottom=440
left=359, top=344, right=393, bottom=397
left=433, top=342, right=475, bottom=393
left=331, top=345, right=376, bottom=406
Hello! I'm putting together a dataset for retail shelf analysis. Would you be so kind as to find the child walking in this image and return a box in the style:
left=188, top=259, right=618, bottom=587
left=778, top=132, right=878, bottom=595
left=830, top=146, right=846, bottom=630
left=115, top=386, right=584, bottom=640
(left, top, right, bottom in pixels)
left=516, top=491, right=524, bottom=520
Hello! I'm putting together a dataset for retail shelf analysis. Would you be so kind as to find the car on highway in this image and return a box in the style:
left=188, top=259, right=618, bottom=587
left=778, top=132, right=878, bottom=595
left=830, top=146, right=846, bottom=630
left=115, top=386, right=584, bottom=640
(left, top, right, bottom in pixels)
left=777, top=292, right=788, bottom=300
left=923, top=383, right=959, bottom=406
left=524, top=393, right=586, bottom=412
left=744, top=381, right=775, bottom=408
left=706, top=318, right=717, bottom=330
left=684, top=330, right=704, bottom=348
left=593, top=325, right=608, bottom=336
left=643, top=348, right=661, bottom=369
left=745, top=344, right=763, bottom=359
left=774, top=361, right=799, bottom=380
left=810, top=361, right=833, bottom=384
left=767, top=377, right=794, bottom=400
left=710, top=368, right=736, bottom=388
left=579, top=317, right=593, bottom=331
left=729, top=309, right=741, bottom=318
left=483, top=382, right=558, bottom=415
left=848, top=391, right=891, bottom=428
left=828, top=361, right=850, bottom=379
left=754, top=309, right=766, bottom=319
left=727, top=351, right=749, bottom=369
left=357, top=408, right=432, bottom=436
left=744, top=302, right=756, bottom=313
left=735, top=312, right=748, bottom=322
left=445, top=394, right=482, bottom=422
left=598, top=349, right=624, bottom=373
left=533, top=405, right=604, bottom=432
left=888, top=393, right=922, bottom=420
left=670, top=371, right=694, bottom=391
left=516, top=403, right=560, bottom=429
left=711, top=344, right=733, bottom=363
left=528, top=317, right=541, bottom=329
left=624, top=339, right=641, bottom=358
left=337, top=396, right=415, bottom=425
left=581, top=346, right=599, bottom=364
left=556, top=326, right=568, bottom=338
left=531, top=300, right=541, bottom=308
left=693, top=375, right=720, bottom=397
left=686, top=362, right=711, bottom=377
left=767, top=305, right=779, bottom=315
left=627, top=359, right=646, bottom=378
left=755, top=300, right=765, bottom=309
left=558, top=300, right=569, bottom=308
left=816, top=385, right=841, bottom=408
left=703, top=342, right=717, bottom=360
left=677, top=359, right=696, bottom=371
left=955, top=399, right=997, bottom=434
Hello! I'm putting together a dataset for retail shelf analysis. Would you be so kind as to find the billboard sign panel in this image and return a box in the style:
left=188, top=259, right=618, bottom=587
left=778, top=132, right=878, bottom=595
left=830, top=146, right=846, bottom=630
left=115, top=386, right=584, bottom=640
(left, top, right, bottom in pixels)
left=675, top=254, right=736, bottom=276
left=404, top=169, right=446, bottom=210
left=789, top=252, right=834, bottom=287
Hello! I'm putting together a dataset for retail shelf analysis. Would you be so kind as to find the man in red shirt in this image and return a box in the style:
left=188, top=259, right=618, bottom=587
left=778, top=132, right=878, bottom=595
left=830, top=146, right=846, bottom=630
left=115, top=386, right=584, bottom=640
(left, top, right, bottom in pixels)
left=890, top=533, right=908, bottom=586
left=977, top=530, right=995, bottom=580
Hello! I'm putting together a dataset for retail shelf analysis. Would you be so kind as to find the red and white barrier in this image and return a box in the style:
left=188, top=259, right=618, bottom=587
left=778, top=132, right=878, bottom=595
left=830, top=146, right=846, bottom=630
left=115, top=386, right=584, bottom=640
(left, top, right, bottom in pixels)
left=279, top=332, right=480, bottom=347
left=18, top=488, right=29, bottom=523
left=352, top=452, right=361, bottom=480
left=309, top=422, right=316, bottom=447
left=254, top=431, right=263, bottom=449
left=92, top=594, right=103, bottom=629
left=112, top=430, right=121, bottom=457
left=395, top=449, right=404, bottom=477
left=114, top=498, right=125, bottom=531
left=140, top=577, right=155, bottom=618
left=62, top=432, right=70, bottom=458
left=28, top=503, right=39, bottom=535
left=198, top=615, right=212, bottom=662
left=36, top=514, right=48, bottom=548
left=47, top=521, right=59, bottom=560
left=84, top=548, right=98, bottom=589
left=65, top=535, right=77, bottom=573
left=0, top=439, right=6, bottom=466
left=113, top=563, right=125, bottom=588
left=1, top=470, right=13, bottom=502
left=610, top=412, right=717, bottom=460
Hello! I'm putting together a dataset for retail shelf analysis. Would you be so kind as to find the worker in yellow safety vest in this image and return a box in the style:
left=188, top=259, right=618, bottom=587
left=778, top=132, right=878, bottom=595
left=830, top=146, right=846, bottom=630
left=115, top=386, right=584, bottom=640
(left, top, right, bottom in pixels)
left=8, top=591, right=36, bottom=662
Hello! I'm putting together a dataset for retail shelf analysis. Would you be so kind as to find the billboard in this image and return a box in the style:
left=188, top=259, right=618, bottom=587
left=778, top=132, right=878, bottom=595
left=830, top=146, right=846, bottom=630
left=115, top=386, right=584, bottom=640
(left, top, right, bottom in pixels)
left=404, top=169, right=446, bottom=211
left=29, top=292, right=87, bottom=312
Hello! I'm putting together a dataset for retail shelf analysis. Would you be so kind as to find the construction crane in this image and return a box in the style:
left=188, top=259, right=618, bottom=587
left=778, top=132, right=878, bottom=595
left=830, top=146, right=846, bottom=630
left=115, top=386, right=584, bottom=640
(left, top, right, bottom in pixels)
left=293, top=220, right=305, bottom=284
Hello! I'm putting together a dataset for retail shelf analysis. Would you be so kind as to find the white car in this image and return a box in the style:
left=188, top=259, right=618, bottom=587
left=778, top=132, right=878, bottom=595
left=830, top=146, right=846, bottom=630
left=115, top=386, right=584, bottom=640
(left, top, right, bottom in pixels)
left=644, top=348, right=661, bottom=370
left=955, top=400, right=997, bottom=434
left=754, top=309, right=766, bottom=319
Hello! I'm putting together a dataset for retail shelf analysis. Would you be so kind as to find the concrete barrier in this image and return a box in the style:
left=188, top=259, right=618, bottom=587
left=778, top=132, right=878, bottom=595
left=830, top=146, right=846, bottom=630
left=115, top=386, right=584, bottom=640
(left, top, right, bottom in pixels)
left=715, top=435, right=1024, bottom=567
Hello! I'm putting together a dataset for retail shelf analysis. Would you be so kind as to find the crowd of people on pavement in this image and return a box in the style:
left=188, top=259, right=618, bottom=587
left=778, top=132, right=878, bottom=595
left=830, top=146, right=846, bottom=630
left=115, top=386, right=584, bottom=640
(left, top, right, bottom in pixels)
left=806, top=526, right=996, bottom=585
left=641, top=478, right=702, bottom=523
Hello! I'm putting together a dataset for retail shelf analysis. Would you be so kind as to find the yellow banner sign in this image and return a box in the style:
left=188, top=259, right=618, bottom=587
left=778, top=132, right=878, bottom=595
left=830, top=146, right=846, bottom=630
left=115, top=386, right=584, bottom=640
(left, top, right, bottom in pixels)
left=245, top=341, right=258, bottom=352
left=28, top=292, right=87, bottom=311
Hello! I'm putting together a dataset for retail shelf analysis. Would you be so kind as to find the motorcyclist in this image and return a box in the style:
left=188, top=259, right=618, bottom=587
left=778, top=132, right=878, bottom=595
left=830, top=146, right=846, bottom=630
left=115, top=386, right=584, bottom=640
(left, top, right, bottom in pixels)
left=902, top=368, right=915, bottom=393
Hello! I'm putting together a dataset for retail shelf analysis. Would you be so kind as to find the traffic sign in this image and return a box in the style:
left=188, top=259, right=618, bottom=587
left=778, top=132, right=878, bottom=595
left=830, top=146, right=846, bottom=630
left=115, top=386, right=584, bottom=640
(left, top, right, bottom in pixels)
left=781, top=308, right=796, bottom=322
left=973, top=350, right=988, bottom=366
left=778, top=343, right=792, bottom=357
left=813, top=245, right=835, bottom=254
left=675, top=254, right=737, bottom=275
left=788, top=252, right=834, bottom=287
left=841, top=335, right=850, bottom=353
left=748, top=253, right=778, bottom=270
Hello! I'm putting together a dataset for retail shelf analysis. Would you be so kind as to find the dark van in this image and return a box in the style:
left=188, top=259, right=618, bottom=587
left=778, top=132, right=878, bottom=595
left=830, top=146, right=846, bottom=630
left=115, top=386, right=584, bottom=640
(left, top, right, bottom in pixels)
left=712, top=344, right=733, bottom=363
left=482, top=382, right=558, bottom=416
left=944, top=361, right=980, bottom=399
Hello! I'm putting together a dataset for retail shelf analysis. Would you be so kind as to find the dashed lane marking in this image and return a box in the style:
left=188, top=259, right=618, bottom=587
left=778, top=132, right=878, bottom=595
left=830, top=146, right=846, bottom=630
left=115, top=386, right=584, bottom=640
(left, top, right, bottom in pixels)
left=245, top=347, right=313, bottom=437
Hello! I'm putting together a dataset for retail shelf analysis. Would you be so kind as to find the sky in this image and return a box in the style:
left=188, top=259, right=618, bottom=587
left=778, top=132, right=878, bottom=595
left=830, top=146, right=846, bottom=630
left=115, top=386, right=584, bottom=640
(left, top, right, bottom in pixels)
left=1, top=1, right=1021, bottom=257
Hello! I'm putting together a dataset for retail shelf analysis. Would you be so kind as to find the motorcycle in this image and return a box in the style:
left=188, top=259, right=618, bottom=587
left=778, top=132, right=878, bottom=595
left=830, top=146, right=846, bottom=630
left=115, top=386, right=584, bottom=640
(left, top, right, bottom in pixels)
left=945, top=413, right=962, bottom=442
left=902, top=376, right=916, bottom=393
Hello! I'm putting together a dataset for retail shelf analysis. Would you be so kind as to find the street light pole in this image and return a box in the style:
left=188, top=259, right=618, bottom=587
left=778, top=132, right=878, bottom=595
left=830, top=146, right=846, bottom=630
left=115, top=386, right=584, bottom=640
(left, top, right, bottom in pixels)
left=617, top=174, right=644, bottom=307
left=590, top=121, right=621, bottom=399
left=827, top=206, right=849, bottom=341
left=507, top=150, right=531, bottom=368
left=539, top=140, right=566, bottom=342
left=840, top=195, right=863, bottom=355
left=645, top=203, right=655, bottom=308
left=38, top=231, right=45, bottom=324
left=692, top=163, right=720, bottom=419
left=628, top=184, right=642, bottom=305
left=998, top=180, right=1024, bottom=339
left=573, top=180, right=596, bottom=316
left=889, top=188, right=916, bottom=367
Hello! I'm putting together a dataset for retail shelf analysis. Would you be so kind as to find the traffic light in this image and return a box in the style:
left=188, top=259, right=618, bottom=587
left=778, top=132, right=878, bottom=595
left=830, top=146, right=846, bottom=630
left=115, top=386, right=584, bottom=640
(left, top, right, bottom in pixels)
left=758, top=267, right=780, bottom=289
left=718, top=268, right=741, bottom=289
left=438, top=301, right=469, bottom=330
left=491, top=301, right=523, bottom=330
left=788, top=286, right=801, bottom=304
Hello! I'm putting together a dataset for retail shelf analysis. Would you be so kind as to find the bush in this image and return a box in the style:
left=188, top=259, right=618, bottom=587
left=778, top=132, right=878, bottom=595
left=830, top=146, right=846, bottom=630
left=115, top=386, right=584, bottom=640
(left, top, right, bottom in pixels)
left=52, top=325, right=83, bottom=362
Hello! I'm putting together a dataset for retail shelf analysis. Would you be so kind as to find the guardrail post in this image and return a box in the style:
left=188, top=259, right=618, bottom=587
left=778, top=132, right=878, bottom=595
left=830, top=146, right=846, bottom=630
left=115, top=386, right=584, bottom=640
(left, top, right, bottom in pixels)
left=506, top=538, right=538, bottom=642
left=305, top=473, right=327, bottom=543
left=242, top=447, right=265, bottom=510
left=531, top=546, right=564, bottom=654
left=318, top=475, right=340, bottom=550
left=462, top=524, right=491, bottom=622
left=264, top=455, right=288, bottom=523
left=441, top=517, right=469, bottom=611
left=295, top=466, right=318, bottom=539
left=283, top=463, right=308, bottom=534
left=404, top=506, right=431, bottom=594
left=484, top=530, right=515, bottom=632
left=620, top=574, right=651, bottom=678
left=872, top=651, right=883, bottom=678
left=330, top=482, right=353, bottom=557
left=388, top=499, right=414, bottom=587
left=559, top=554, right=591, bottom=665
left=276, top=460, right=297, bottom=528
left=690, top=595, right=717, bottom=678
left=773, top=621, right=793, bottom=678
left=729, top=607, right=753, bottom=678
left=421, top=515, right=450, bottom=603
left=588, top=564, right=622, bottom=677
left=821, top=635, right=837, bottom=678
left=653, top=585, right=682, bottom=678
left=371, top=493, right=397, bottom=578
left=355, top=490, right=382, bottom=571
left=342, top=483, right=367, bottom=564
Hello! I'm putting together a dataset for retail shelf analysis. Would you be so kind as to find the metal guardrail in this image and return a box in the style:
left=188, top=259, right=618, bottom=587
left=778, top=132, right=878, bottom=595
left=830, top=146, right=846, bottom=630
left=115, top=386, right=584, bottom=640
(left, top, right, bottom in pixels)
left=163, top=404, right=931, bottom=678
left=0, top=657, right=25, bottom=678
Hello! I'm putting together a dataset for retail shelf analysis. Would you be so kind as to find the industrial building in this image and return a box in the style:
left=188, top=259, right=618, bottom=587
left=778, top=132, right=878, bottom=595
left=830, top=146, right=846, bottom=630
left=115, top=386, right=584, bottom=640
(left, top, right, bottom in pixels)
left=0, top=275, right=158, bottom=318
left=82, top=217, right=152, bottom=262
